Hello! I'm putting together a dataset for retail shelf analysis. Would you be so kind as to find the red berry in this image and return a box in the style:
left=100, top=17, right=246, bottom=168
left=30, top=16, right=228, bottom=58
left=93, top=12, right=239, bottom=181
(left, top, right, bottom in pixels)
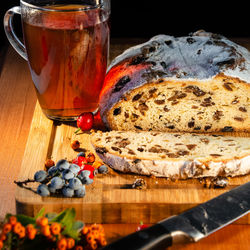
left=86, top=153, right=95, bottom=163
left=72, top=156, right=87, bottom=166
left=77, top=112, right=94, bottom=131
left=136, top=223, right=148, bottom=231
left=78, top=165, right=95, bottom=179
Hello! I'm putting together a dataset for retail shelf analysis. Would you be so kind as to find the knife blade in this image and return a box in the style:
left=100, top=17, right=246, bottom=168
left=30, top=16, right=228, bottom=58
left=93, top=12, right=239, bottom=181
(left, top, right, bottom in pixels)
left=103, top=181, right=250, bottom=250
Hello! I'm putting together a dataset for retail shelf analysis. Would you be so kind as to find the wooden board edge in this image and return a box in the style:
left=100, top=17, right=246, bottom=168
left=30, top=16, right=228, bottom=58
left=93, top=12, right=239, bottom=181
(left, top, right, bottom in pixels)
left=15, top=200, right=250, bottom=224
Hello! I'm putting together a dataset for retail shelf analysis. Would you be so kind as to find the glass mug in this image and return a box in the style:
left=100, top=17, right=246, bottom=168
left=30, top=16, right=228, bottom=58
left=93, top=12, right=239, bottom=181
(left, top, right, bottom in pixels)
left=4, top=0, right=110, bottom=121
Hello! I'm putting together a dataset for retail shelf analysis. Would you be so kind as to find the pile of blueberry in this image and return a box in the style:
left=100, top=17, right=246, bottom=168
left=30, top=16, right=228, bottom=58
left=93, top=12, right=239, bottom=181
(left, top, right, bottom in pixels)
left=35, top=152, right=108, bottom=198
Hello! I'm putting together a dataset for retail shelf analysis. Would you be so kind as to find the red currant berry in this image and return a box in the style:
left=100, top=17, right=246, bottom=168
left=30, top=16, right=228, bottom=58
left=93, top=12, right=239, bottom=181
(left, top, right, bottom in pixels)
left=77, top=112, right=94, bottom=131
left=72, top=156, right=87, bottom=166
left=136, top=222, right=148, bottom=231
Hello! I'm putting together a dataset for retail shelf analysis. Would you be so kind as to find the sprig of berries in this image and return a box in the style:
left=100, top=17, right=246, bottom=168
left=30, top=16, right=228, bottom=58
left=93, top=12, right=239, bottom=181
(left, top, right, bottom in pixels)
left=0, top=209, right=107, bottom=250
left=15, top=151, right=108, bottom=198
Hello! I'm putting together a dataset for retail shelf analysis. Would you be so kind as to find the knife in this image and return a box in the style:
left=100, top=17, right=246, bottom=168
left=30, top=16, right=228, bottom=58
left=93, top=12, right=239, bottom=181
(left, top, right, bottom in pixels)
left=103, top=181, right=250, bottom=250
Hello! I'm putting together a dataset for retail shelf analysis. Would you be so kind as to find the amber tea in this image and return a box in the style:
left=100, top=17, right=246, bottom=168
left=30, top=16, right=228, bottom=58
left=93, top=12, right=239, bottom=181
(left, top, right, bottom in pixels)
left=22, top=4, right=110, bottom=120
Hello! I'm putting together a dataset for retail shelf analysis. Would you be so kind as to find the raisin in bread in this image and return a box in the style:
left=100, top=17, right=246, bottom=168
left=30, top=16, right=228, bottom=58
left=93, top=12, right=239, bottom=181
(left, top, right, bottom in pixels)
left=99, top=31, right=250, bottom=133
left=91, top=130, right=250, bottom=179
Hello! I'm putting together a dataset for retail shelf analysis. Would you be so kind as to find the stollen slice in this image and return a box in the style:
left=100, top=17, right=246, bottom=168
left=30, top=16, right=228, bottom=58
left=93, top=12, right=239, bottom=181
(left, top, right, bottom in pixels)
left=91, top=130, right=250, bottom=179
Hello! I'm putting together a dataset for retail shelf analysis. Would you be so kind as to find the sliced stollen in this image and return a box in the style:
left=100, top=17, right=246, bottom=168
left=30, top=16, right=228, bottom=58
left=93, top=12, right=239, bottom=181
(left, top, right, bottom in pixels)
left=91, top=130, right=250, bottom=179
left=99, top=30, right=250, bottom=133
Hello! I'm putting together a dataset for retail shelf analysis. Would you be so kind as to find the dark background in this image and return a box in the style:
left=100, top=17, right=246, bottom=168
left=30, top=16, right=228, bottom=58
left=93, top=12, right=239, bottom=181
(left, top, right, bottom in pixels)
left=1, top=0, right=250, bottom=48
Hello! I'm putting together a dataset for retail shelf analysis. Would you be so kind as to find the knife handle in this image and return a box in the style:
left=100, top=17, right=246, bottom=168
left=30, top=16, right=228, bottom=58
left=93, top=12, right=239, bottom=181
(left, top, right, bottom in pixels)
left=102, top=223, right=172, bottom=250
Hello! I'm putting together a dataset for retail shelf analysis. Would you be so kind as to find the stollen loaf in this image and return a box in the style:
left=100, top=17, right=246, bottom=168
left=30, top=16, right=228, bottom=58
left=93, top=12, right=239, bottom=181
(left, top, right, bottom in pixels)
left=91, top=130, right=250, bottom=179
left=99, top=31, right=250, bottom=133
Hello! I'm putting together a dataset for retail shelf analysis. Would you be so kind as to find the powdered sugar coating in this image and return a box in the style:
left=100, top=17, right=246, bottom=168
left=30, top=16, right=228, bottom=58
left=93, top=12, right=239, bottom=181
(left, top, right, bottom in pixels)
left=108, top=31, right=250, bottom=81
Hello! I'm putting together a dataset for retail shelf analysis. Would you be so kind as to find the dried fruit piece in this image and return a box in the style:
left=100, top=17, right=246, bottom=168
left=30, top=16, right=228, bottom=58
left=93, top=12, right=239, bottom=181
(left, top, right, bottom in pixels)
left=44, top=159, right=55, bottom=169
left=71, top=140, right=80, bottom=150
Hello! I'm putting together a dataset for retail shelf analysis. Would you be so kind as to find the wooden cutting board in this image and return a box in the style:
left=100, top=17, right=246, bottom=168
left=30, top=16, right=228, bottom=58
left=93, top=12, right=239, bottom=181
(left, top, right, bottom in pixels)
left=15, top=102, right=250, bottom=224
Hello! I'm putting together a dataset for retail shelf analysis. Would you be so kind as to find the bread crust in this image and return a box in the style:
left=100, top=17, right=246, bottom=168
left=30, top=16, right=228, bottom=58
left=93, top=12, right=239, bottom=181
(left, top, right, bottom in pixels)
left=94, top=149, right=250, bottom=179
left=91, top=131, right=250, bottom=179
left=100, top=32, right=250, bottom=133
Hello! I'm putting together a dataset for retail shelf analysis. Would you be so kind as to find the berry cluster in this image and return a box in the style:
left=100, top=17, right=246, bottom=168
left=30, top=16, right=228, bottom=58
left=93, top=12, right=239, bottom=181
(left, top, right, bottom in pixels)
left=0, top=216, right=26, bottom=248
left=0, top=212, right=107, bottom=250
left=34, top=151, right=108, bottom=198
left=79, top=224, right=106, bottom=250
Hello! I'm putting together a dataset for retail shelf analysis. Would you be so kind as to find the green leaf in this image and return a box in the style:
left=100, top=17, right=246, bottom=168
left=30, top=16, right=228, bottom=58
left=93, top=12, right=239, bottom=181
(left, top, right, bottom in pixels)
left=34, top=208, right=45, bottom=220
left=50, top=209, right=68, bottom=223
left=61, top=227, right=80, bottom=240
left=60, top=208, right=75, bottom=227
left=16, top=214, right=36, bottom=226
left=72, top=221, right=84, bottom=232
left=45, top=212, right=58, bottom=221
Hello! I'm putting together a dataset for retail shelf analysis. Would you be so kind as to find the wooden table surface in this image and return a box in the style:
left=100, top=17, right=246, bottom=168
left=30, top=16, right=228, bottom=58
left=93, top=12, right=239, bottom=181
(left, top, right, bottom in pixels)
left=0, top=38, right=249, bottom=249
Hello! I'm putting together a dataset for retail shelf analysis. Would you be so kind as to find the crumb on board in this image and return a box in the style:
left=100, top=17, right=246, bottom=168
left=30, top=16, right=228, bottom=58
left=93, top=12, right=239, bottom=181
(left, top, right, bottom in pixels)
left=200, top=177, right=229, bottom=189
left=132, top=178, right=147, bottom=189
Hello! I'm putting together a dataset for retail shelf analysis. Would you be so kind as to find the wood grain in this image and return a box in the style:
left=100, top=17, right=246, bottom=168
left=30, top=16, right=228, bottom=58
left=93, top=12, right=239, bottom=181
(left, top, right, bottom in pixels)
left=0, top=47, right=37, bottom=219
left=1, top=38, right=250, bottom=249
left=15, top=102, right=250, bottom=224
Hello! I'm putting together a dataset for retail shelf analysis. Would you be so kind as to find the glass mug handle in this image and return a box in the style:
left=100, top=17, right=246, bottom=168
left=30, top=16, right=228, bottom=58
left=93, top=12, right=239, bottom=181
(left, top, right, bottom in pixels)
left=4, top=7, right=27, bottom=61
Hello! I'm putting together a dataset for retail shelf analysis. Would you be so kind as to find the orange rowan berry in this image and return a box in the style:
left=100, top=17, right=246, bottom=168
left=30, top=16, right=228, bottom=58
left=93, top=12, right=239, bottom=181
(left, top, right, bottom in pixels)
left=92, top=230, right=99, bottom=239
left=66, top=237, right=75, bottom=249
left=41, top=225, right=51, bottom=237
left=92, top=161, right=102, bottom=169
left=86, top=232, right=95, bottom=244
left=0, top=234, right=6, bottom=241
left=36, top=217, right=48, bottom=227
left=57, top=238, right=67, bottom=250
left=0, top=240, right=3, bottom=250
left=26, top=224, right=34, bottom=233
left=40, top=217, right=49, bottom=227
left=82, top=226, right=89, bottom=235
left=99, top=237, right=107, bottom=246
left=50, top=222, right=61, bottom=235
left=8, top=216, right=17, bottom=226
left=90, top=240, right=98, bottom=250
left=18, top=226, right=26, bottom=238
left=3, top=223, right=12, bottom=234
left=13, top=222, right=22, bottom=234
left=75, top=246, right=83, bottom=250
left=27, top=228, right=37, bottom=240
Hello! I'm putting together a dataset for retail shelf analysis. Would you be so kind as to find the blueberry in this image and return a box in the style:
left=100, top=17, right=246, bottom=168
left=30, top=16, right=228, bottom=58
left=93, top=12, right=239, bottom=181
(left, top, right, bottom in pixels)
left=48, top=166, right=58, bottom=177
left=62, top=186, right=74, bottom=198
left=69, top=164, right=80, bottom=175
left=34, top=170, right=48, bottom=183
left=62, top=169, right=75, bottom=180
left=69, top=177, right=82, bottom=190
left=37, top=184, right=50, bottom=197
left=98, top=165, right=108, bottom=174
left=56, top=159, right=70, bottom=171
left=48, top=183, right=57, bottom=194
left=78, top=170, right=91, bottom=178
left=83, top=176, right=93, bottom=185
left=77, top=152, right=86, bottom=157
left=50, top=177, right=65, bottom=189
left=78, top=171, right=93, bottom=185
left=75, top=185, right=86, bottom=198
